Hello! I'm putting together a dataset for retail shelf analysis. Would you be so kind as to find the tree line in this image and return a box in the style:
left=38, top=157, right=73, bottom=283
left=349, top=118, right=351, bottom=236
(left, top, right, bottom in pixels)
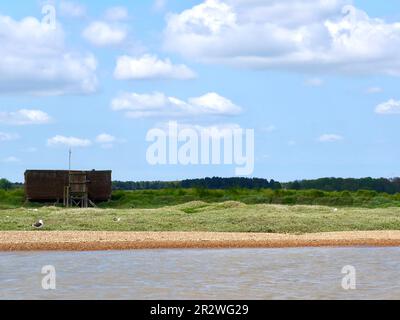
left=113, top=177, right=400, bottom=194
left=283, top=177, right=400, bottom=194
left=112, top=177, right=281, bottom=190
left=3, top=176, right=400, bottom=194
left=0, top=179, right=22, bottom=190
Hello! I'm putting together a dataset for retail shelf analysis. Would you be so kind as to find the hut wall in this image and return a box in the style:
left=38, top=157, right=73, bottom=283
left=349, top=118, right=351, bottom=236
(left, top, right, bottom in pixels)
left=24, top=170, right=112, bottom=202
left=87, top=171, right=112, bottom=201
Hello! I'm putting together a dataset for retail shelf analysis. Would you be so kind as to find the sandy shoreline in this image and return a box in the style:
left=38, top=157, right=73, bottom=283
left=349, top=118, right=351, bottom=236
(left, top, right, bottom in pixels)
left=0, top=231, right=400, bottom=251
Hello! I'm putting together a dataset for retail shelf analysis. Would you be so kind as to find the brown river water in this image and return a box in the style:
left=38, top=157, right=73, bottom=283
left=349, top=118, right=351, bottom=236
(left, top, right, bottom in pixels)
left=0, top=247, right=399, bottom=299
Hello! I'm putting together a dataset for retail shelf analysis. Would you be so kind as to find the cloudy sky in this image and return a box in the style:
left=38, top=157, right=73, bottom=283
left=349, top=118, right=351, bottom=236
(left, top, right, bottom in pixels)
left=1, top=0, right=400, bottom=182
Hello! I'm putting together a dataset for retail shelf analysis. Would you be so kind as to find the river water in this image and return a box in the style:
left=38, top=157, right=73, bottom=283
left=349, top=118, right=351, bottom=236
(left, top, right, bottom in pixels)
left=0, top=247, right=399, bottom=300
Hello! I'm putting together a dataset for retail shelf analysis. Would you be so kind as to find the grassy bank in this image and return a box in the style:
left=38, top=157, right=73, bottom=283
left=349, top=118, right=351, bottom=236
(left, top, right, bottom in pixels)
left=104, top=188, right=400, bottom=209
left=1, top=201, right=400, bottom=233
left=2, top=188, right=400, bottom=209
left=0, top=189, right=25, bottom=209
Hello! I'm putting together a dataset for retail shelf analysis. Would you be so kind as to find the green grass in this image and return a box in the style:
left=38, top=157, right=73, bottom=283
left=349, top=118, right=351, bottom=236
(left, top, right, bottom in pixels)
left=1, top=188, right=400, bottom=234
left=1, top=201, right=400, bottom=234
left=102, top=188, right=400, bottom=209
left=0, top=189, right=25, bottom=209
left=2, top=188, right=400, bottom=209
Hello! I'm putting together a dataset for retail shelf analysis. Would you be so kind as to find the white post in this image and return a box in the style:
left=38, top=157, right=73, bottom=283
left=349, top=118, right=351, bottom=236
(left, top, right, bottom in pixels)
left=69, top=148, right=72, bottom=171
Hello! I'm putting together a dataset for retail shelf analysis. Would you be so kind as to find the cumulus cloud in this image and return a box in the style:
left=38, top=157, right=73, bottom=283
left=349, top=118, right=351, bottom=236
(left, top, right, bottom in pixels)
left=83, top=21, right=127, bottom=46
left=114, top=54, right=196, bottom=80
left=0, top=15, right=97, bottom=95
left=375, top=99, right=400, bottom=114
left=111, top=92, right=242, bottom=119
left=0, top=132, right=19, bottom=141
left=22, top=147, right=38, bottom=153
left=2, top=156, right=20, bottom=163
left=318, top=134, right=343, bottom=142
left=96, top=133, right=116, bottom=144
left=366, top=87, right=384, bottom=94
left=156, top=122, right=242, bottom=138
left=164, top=0, right=400, bottom=75
left=96, top=133, right=118, bottom=148
left=261, top=125, right=277, bottom=133
left=304, top=77, right=324, bottom=87
left=47, top=135, right=92, bottom=147
left=59, top=1, right=86, bottom=18
left=153, top=0, right=167, bottom=12
left=104, top=7, right=129, bottom=21
left=0, top=109, right=51, bottom=125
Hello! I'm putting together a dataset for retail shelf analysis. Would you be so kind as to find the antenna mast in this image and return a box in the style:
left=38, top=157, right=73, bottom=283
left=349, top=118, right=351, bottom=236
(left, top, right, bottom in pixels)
left=69, top=148, right=72, bottom=171
left=64, top=148, right=72, bottom=208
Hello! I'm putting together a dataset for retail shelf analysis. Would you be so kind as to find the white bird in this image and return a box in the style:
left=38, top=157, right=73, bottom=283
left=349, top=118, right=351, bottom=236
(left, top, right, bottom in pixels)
left=32, top=220, right=44, bottom=229
left=333, top=208, right=338, bottom=212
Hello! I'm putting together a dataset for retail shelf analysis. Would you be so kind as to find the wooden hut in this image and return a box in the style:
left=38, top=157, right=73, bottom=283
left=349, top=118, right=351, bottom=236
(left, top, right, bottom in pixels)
left=24, top=170, right=112, bottom=205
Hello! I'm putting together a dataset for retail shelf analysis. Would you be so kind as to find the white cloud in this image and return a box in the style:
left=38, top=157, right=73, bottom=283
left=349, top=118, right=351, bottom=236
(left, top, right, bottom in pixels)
left=157, top=122, right=242, bottom=138
left=304, top=77, right=324, bottom=87
left=0, top=14, right=98, bottom=95
left=47, top=135, right=92, bottom=147
left=111, top=92, right=242, bottom=119
left=375, top=99, right=400, bottom=114
left=95, top=133, right=126, bottom=148
left=164, top=0, right=400, bottom=75
left=261, top=125, right=277, bottom=133
left=367, top=87, right=384, bottom=94
left=59, top=1, right=86, bottom=18
left=0, top=132, right=19, bottom=141
left=105, top=7, right=129, bottom=21
left=96, top=133, right=116, bottom=144
left=0, top=109, right=51, bottom=125
left=83, top=21, right=127, bottom=46
left=318, top=134, right=343, bottom=142
left=22, top=147, right=38, bottom=153
left=96, top=133, right=116, bottom=148
left=184, top=123, right=241, bottom=134
left=153, top=0, right=167, bottom=12
left=114, top=54, right=196, bottom=80
left=2, top=156, right=20, bottom=163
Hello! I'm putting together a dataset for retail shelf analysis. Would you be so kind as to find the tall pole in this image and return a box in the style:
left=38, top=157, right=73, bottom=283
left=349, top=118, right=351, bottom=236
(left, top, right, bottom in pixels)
left=67, top=148, right=72, bottom=208
left=69, top=148, right=72, bottom=171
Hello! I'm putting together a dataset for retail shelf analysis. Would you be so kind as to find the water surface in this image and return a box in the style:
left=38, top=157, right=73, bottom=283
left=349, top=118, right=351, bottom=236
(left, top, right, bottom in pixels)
left=0, top=247, right=399, bottom=299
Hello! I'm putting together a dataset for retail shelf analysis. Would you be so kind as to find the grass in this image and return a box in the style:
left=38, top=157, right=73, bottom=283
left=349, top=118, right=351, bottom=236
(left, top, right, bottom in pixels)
left=1, top=188, right=400, bottom=234
left=99, top=188, right=400, bottom=209
left=0, top=189, right=25, bottom=209
left=1, top=201, right=400, bottom=234
left=3, top=188, right=400, bottom=209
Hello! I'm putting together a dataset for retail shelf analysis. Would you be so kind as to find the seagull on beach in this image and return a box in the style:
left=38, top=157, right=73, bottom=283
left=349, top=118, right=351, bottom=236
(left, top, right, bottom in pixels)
left=32, top=219, right=44, bottom=229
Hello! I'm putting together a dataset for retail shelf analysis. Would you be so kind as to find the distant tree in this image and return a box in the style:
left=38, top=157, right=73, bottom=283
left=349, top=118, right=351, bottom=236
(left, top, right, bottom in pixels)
left=283, top=177, right=400, bottom=194
left=112, top=177, right=280, bottom=190
left=0, top=178, right=12, bottom=190
left=111, top=176, right=400, bottom=193
left=288, top=181, right=301, bottom=190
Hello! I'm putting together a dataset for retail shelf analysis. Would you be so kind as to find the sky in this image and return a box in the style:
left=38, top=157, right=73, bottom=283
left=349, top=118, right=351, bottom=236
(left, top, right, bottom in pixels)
left=1, top=0, right=400, bottom=182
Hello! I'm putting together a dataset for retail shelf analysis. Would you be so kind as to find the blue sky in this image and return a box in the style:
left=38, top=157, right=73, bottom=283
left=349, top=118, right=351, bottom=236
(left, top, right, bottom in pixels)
left=1, top=0, right=400, bottom=182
